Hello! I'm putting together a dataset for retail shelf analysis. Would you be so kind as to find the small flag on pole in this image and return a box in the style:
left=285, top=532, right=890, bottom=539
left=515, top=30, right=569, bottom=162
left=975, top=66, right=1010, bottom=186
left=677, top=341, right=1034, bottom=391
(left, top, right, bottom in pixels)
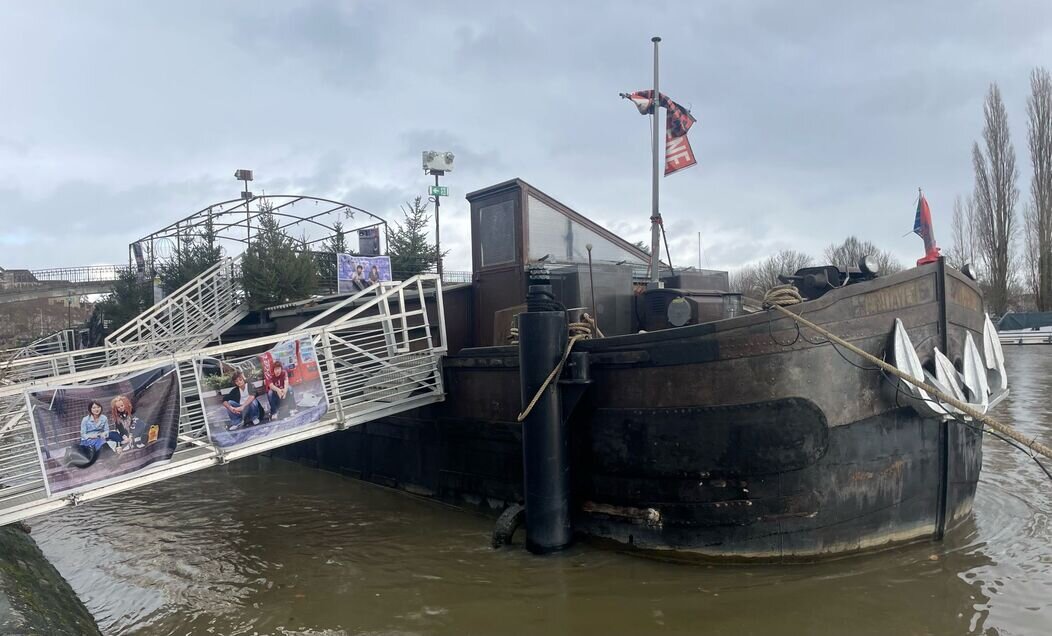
left=621, top=90, right=698, bottom=176
left=913, top=190, right=941, bottom=265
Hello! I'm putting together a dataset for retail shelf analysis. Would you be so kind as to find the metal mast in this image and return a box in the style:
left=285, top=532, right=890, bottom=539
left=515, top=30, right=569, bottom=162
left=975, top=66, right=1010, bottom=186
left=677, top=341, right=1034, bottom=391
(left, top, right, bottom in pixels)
left=649, top=36, right=662, bottom=286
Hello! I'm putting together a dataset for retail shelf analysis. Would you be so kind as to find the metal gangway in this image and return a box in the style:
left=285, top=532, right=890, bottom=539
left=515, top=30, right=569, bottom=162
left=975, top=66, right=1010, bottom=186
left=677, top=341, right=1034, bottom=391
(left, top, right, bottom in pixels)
left=0, top=330, right=78, bottom=365
left=0, top=275, right=447, bottom=526
left=0, top=257, right=249, bottom=385
left=104, top=256, right=248, bottom=362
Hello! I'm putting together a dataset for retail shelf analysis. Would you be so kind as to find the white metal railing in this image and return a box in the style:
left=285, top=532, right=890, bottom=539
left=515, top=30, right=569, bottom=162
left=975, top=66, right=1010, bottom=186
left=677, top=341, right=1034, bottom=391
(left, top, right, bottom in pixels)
left=104, top=257, right=248, bottom=361
left=0, top=330, right=76, bottom=364
left=998, top=328, right=1052, bottom=345
left=0, top=275, right=446, bottom=526
left=29, top=265, right=123, bottom=284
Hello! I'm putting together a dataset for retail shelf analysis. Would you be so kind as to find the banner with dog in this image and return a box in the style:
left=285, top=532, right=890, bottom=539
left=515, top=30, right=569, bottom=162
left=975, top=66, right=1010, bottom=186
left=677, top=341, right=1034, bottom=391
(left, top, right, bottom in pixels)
left=196, top=334, right=329, bottom=449
left=26, top=364, right=181, bottom=497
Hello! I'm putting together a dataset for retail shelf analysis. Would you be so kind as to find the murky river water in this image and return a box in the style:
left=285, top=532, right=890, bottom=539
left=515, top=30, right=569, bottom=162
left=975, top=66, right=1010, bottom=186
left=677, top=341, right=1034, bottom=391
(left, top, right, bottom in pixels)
left=33, top=348, right=1052, bottom=636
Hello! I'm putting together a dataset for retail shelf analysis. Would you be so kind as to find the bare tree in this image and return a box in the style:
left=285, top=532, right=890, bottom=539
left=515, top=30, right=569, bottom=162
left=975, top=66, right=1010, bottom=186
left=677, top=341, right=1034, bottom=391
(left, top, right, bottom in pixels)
left=946, top=195, right=979, bottom=270
left=822, top=236, right=903, bottom=274
left=1027, top=67, right=1052, bottom=310
left=731, top=249, right=813, bottom=298
left=972, top=83, right=1019, bottom=316
left=1022, top=203, right=1040, bottom=306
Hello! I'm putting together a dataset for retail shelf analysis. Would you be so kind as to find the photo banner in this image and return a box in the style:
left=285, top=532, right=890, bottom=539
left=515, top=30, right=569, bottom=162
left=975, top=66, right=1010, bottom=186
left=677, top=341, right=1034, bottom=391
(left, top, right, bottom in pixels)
left=337, top=254, right=392, bottom=293
left=196, top=334, right=329, bottom=449
left=26, top=364, right=181, bottom=497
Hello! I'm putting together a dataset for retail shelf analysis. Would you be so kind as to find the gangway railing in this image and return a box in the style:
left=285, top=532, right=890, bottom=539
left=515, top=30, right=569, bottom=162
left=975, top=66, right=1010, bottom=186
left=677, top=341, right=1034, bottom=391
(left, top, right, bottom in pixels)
left=0, top=332, right=214, bottom=387
left=0, top=275, right=446, bottom=526
left=0, top=330, right=77, bottom=364
left=104, top=256, right=248, bottom=361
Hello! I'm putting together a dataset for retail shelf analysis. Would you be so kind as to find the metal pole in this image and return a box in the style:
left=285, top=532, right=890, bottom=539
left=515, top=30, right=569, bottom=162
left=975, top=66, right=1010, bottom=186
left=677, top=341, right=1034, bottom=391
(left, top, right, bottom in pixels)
left=649, top=36, right=662, bottom=286
left=698, top=231, right=702, bottom=269
left=586, top=244, right=598, bottom=331
left=244, top=179, right=251, bottom=246
left=434, top=172, right=443, bottom=278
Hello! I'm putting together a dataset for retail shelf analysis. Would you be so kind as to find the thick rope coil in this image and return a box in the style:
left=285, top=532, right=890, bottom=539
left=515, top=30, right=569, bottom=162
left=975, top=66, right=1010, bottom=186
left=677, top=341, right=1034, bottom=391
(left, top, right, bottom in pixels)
left=762, top=284, right=804, bottom=308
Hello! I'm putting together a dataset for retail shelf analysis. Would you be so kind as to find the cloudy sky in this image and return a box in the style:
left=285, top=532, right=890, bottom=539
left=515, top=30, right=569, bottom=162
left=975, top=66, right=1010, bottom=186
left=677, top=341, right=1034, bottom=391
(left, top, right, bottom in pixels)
left=1, top=0, right=1049, bottom=274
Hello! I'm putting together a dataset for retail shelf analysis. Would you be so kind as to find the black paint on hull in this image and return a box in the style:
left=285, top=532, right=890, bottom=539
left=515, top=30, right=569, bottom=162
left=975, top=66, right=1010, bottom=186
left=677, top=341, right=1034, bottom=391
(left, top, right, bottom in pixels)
left=275, top=262, right=988, bottom=561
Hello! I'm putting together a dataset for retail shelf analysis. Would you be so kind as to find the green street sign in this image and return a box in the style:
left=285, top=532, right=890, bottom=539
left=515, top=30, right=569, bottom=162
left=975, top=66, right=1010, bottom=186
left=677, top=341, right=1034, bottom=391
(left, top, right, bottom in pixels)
left=429, top=185, right=448, bottom=197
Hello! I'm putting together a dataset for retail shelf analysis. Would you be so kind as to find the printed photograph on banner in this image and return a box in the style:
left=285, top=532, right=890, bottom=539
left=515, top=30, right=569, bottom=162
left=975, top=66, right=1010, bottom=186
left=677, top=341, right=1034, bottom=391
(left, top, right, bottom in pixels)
left=25, top=364, right=181, bottom=496
left=337, top=254, right=393, bottom=293
left=196, top=335, right=328, bottom=448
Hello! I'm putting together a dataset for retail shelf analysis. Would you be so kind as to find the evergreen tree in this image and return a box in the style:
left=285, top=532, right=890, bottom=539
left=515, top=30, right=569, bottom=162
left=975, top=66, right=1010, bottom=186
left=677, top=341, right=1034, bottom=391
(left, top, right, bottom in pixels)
left=388, top=197, right=441, bottom=277
left=240, top=200, right=318, bottom=309
left=317, top=220, right=348, bottom=289
left=93, top=268, right=153, bottom=334
left=156, top=215, right=223, bottom=293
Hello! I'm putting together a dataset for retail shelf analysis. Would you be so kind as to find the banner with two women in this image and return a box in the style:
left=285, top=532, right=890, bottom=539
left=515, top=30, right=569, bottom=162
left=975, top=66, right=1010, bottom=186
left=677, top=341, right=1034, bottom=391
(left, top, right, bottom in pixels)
left=195, top=334, right=329, bottom=448
left=26, top=364, right=181, bottom=496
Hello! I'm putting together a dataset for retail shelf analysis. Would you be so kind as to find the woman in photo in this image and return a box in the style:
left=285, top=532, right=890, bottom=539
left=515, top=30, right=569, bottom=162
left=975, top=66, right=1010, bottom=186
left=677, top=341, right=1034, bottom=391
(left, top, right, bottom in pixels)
left=368, top=264, right=381, bottom=285
left=111, top=395, right=148, bottom=449
left=264, top=360, right=290, bottom=420
left=79, top=400, right=112, bottom=452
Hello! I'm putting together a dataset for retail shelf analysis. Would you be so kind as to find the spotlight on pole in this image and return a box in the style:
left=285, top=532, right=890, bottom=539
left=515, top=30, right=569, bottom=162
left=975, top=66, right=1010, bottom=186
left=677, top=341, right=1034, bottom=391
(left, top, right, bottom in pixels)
left=422, top=152, right=454, bottom=277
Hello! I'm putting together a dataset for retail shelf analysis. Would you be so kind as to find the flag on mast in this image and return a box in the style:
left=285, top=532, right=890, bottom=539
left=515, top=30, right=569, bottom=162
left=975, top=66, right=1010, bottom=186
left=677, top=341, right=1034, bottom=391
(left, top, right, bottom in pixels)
left=913, top=190, right=941, bottom=265
left=621, top=89, right=698, bottom=176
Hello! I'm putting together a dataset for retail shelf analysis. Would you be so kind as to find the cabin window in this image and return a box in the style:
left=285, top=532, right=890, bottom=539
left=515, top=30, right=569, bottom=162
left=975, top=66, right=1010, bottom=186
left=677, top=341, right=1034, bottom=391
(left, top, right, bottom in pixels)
left=527, top=196, right=647, bottom=266
left=479, top=200, right=516, bottom=268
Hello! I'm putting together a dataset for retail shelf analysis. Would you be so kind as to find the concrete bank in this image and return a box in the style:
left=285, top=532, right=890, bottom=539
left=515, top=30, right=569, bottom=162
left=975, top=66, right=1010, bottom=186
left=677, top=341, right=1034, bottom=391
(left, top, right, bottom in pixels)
left=0, top=524, right=101, bottom=635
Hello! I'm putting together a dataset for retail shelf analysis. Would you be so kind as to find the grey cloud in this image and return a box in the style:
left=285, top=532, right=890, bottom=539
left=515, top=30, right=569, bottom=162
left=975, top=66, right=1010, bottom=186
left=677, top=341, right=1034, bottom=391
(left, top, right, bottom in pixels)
left=1, top=0, right=1050, bottom=274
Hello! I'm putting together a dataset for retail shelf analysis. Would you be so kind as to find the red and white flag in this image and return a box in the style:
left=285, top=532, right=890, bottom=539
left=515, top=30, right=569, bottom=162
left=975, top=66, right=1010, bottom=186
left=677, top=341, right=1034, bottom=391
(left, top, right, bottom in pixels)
left=621, top=89, right=698, bottom=176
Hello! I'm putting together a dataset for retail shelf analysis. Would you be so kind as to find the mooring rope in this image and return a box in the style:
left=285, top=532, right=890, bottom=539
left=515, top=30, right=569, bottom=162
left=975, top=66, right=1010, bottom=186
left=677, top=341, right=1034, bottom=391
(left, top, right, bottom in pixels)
left=515, top=313, right=600, bottom=423
left=762, top=284, right=804, bottom=308
left=766, top=302, right=1052, bottom=462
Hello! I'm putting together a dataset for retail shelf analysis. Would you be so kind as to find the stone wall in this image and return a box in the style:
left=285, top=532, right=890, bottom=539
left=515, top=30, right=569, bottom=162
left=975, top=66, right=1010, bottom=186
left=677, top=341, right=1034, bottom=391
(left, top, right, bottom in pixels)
left=0, top=525, right=100, bottom=635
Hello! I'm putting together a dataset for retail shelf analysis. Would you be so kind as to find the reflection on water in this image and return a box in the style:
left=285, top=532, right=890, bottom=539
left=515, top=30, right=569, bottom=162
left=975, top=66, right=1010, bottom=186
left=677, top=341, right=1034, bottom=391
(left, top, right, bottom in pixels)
left=33, top=348, right=1052, bottom=636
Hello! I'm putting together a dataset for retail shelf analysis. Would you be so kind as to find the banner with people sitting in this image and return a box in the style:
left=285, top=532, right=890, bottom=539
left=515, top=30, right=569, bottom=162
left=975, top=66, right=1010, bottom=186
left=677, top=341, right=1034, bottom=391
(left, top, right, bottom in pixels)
left=196, top=334, right=329, bottom=449
left=26, top=364, right=181, bottom=497
left=336, top=254, right=392, bottom=293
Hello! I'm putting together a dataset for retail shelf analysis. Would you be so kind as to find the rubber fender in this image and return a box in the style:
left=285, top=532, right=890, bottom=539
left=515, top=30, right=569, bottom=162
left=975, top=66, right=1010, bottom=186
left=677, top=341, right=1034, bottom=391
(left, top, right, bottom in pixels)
left=491, top=503, right=526, bottom=548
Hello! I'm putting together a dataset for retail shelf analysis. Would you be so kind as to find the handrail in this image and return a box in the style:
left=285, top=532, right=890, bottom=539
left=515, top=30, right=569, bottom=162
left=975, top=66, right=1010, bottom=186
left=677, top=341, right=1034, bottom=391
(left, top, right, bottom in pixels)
left=0, top=275, right=443, bottom=397
left=105, top=257, right=237, bottom=345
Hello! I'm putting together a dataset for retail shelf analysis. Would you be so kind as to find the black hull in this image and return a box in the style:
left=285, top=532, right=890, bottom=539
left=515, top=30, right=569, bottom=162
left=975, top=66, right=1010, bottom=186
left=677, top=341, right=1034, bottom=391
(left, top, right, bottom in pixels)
left=277, top=262, right=988, bottom=560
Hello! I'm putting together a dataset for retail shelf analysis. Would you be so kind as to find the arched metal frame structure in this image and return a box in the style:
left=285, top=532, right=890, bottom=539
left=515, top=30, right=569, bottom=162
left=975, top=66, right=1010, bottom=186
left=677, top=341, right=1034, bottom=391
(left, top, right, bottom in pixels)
left=128, top=195, right=389, bottom=275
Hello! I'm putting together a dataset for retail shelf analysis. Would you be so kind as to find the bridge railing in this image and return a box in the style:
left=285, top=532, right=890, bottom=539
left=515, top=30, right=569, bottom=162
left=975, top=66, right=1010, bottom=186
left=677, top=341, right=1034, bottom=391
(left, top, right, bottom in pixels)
left=0, top=275, right=446, bottom=526
left=104, top=256, right=246, bottom=360
left=28, top=265, right=124, bottom=284
left=0, top=331, right=77, bottom=365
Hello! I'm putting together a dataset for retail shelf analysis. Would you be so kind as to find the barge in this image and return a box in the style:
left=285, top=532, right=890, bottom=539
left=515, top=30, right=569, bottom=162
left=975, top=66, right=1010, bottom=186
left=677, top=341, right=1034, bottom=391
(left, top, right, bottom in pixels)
left=277, top=178, right=1009, bottom=560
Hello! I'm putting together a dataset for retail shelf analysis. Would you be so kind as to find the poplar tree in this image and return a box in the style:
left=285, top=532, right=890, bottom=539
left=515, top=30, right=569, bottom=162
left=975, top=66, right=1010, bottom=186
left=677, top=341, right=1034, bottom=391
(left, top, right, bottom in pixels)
left=1027, top=67, right=1052, bottom=310
left=972, top=83, right=1019, bottom=316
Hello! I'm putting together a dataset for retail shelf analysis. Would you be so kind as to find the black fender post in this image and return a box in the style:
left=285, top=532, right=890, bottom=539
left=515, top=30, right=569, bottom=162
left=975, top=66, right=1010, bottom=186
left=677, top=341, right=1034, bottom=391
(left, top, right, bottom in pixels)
left=518, top=285, right=572, bottom=554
